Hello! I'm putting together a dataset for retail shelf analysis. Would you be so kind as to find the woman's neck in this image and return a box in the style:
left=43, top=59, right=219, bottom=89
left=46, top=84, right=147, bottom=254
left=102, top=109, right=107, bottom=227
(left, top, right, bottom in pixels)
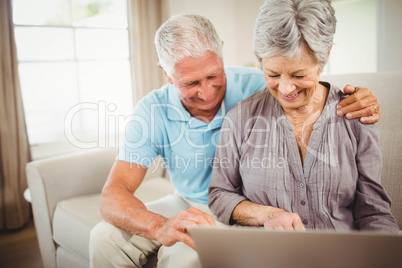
left=283, top=83, right=329, bottom=165
left=283, top=83, right=329, bottom=127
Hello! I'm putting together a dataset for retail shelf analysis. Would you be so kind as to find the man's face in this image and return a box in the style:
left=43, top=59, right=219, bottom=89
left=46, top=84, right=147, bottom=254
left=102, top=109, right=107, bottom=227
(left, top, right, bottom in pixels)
left=167, top=51, right=227, bottom=115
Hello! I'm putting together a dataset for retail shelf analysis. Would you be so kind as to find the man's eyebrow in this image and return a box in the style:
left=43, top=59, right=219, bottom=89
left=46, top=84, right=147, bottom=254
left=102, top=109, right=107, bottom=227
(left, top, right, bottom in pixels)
left=181, top=68, right=223, bottom=85
left=182, top=80, right=196, bottom=85
left=208, top=68, right=222, bottom=76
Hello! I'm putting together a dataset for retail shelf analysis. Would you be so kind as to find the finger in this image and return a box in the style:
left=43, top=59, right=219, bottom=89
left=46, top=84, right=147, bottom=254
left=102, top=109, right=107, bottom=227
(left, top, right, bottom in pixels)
left=293, top=220, right=306, bottom=231
left=337, top=87, right=373, bottom=110
left=280, top=218, right=296, bottom=231
left=287, top=213, right=305, bottom=231
left=342, top=84, right=357, bottom=95
left=186, top=208, right=216, bottom=226
left=283, top=225, right=295, bottom=231
left=264, top=220, right=284, bottom=231
left=264, top=225, right=274, bottom=231
left=360, top=112, right=380, bottom=124
left=176, top=231, right=196, bottom=250
left=337, top=97, right=373, bottom=117
left=177, top=219, right=199, bottom=232
left=272, top=225, right=285, bottom=231
left=205, top=215, right=217, bottom=226
left=343, top=105, right=377, bottom=120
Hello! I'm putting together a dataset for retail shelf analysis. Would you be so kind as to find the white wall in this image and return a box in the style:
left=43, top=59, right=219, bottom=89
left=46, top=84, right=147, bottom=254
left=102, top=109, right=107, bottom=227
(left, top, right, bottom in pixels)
left=329, top=0, right=377, bottom=74
left=166, top=0, right=264, bottom=67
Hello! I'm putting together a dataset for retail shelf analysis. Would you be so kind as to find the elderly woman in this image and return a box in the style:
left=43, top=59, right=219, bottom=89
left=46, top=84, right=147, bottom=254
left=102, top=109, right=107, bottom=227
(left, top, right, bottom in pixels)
left=208, top=0, right=398, bottom=233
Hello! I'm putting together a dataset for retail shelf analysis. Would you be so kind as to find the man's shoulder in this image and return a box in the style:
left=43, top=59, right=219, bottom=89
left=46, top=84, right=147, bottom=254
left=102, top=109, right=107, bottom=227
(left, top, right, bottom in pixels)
left=131, top=84, right=173, bottom=119
left=139, top=84, right=171, bottom=105
left=225, top=66, right=263, bottom=78
left=224, top=66, right=266, bottom=104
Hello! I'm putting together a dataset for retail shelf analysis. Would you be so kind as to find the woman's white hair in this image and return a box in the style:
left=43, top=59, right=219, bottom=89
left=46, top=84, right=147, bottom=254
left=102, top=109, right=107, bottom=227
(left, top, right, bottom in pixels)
left=254, top=0, right=336, bottom=70
left=155, top=14, right=223, bottom=76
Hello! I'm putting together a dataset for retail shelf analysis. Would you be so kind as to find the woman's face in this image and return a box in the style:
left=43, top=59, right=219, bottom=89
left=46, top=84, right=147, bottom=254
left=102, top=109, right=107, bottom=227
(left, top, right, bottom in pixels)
left=262, top=46, right=322, bottom=111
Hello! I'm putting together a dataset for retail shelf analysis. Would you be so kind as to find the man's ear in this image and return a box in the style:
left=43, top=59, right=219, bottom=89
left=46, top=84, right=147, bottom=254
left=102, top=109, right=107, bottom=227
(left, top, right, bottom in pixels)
left=158, top=64, right=173, bottom=84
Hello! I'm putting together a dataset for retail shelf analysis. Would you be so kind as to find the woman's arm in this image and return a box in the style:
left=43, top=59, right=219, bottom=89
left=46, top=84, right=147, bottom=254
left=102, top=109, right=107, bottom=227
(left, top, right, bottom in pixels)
left=208, top=113, right=248, bottom=225
left=208, top=109, right=305, bottom=230
left=353, top=122, right=399, bottom=233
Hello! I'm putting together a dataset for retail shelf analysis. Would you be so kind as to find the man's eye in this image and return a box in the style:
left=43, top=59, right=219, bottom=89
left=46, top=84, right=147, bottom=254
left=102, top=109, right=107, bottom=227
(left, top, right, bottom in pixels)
left=207, top=76, right=217, bottom=79
left=268, top=75, right=280, bottom=78
left=186, top=82, right=197, bottom=87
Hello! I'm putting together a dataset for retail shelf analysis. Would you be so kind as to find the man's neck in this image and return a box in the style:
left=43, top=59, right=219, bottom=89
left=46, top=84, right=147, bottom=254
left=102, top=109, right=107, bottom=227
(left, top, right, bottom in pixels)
left=185, top=104, right=222, bottom=124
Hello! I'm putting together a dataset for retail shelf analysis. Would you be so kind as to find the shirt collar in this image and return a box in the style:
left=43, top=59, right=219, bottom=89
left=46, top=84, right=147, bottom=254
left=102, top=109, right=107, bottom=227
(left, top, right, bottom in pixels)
left=167, top=84, right=227, bottom=130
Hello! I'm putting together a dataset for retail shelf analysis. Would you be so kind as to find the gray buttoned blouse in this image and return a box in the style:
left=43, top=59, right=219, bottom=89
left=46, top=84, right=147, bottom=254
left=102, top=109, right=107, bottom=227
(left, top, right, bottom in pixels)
left=208, top=82, right=398, bottom=233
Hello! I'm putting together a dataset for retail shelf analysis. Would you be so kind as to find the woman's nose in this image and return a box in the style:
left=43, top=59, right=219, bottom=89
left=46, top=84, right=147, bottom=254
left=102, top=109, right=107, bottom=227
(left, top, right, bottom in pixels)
left=278, top=77, right=296, bottom=96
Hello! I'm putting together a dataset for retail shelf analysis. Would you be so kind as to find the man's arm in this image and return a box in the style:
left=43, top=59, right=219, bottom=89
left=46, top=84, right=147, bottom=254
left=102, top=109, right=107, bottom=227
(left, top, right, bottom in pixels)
left=100, top=160, right=216, bottom=249
left=231, top=200, right=305, bottom=231
left=337, top=85, right=380, bottom=124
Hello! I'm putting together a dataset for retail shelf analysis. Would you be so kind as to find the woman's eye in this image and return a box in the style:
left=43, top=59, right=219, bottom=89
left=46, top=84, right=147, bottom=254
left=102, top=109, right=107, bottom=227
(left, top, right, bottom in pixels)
left=295, top=76, right=305, bottom=79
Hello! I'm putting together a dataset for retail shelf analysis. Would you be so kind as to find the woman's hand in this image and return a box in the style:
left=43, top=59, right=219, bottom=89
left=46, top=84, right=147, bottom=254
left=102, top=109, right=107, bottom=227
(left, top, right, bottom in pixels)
left=232, top=201, right=305, bottom=231
left=263, top=209, right=305, bottom=231
left=337, top=85, right=380, bottom=124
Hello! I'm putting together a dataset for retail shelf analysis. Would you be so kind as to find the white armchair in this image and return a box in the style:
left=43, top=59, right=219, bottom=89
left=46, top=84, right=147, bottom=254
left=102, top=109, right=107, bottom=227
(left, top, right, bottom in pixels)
left=27, top=148, right=174, bottom=267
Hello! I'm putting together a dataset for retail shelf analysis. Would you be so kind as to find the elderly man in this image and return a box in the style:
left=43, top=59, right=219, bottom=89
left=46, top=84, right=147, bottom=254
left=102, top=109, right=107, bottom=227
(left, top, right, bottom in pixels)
left=89, top=14, right=380, bottom=267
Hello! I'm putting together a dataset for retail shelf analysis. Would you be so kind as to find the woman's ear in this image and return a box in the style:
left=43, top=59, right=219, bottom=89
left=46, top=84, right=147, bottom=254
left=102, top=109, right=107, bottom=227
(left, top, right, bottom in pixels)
left=321, top=45, right=333, bottom=72
left=326, top=45, right=333, bottom=63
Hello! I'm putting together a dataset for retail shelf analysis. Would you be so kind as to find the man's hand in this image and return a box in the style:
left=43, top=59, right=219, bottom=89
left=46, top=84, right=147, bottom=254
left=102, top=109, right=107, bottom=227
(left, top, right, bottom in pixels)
left=263, top=209, right=305, bottom=231
left=337, top=85, right=380, bottom=124
left=154, top=207, right=216, bottom=249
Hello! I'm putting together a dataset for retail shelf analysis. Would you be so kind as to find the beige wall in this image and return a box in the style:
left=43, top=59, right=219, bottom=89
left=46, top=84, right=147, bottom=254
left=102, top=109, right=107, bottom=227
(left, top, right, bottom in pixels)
left=377, top=0, right=402, bottom=72
left=167, top=0, right=402, bottom=74
left=166, top=0, right=264, bottom=67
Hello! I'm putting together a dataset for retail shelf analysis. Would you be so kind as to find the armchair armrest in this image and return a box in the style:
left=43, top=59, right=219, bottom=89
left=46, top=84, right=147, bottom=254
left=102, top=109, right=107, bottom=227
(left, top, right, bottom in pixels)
left=26, top=147, right=118, bottom=268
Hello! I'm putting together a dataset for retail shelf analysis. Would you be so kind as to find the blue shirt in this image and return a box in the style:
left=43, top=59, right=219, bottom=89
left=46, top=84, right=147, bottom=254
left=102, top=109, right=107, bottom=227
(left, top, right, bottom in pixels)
left=118, top=66, right=266, bottom=203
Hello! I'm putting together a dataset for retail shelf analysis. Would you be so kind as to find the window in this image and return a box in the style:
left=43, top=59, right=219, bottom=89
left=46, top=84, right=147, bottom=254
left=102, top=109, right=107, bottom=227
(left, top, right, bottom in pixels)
left=13, top=0, right=133, bottom=158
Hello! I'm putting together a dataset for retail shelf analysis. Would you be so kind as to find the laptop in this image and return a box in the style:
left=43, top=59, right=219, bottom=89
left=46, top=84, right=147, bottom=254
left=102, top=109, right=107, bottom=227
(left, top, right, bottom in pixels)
left=190, top=226, right=402, bottom=268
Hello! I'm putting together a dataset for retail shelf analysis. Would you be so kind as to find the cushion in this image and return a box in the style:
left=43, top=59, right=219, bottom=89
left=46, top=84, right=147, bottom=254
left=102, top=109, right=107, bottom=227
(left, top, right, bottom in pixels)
left=53, top=177, right=175, bottom=262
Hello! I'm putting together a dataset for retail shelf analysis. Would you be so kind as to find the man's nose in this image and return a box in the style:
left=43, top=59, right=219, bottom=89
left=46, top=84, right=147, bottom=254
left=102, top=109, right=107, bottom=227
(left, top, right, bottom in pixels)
left=197, top=81, right=214, bottom=100
left=278, top=77, right=296, bottom=96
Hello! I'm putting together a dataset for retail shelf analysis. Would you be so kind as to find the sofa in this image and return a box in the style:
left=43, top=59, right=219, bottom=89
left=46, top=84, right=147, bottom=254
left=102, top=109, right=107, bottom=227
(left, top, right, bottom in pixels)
left=27, top=72, right=402, bottom=268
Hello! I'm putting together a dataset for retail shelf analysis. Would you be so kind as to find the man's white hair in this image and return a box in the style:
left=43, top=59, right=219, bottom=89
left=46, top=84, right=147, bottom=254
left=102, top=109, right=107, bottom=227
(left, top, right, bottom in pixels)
left=155, top=14, right=223, bottom=76
left=254, top=0, right=336, bottom=70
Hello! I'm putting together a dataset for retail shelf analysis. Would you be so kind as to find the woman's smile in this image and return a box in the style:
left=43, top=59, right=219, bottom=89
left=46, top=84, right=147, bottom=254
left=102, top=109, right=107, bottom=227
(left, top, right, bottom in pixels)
left=280, top=90, right=302, bottom=101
